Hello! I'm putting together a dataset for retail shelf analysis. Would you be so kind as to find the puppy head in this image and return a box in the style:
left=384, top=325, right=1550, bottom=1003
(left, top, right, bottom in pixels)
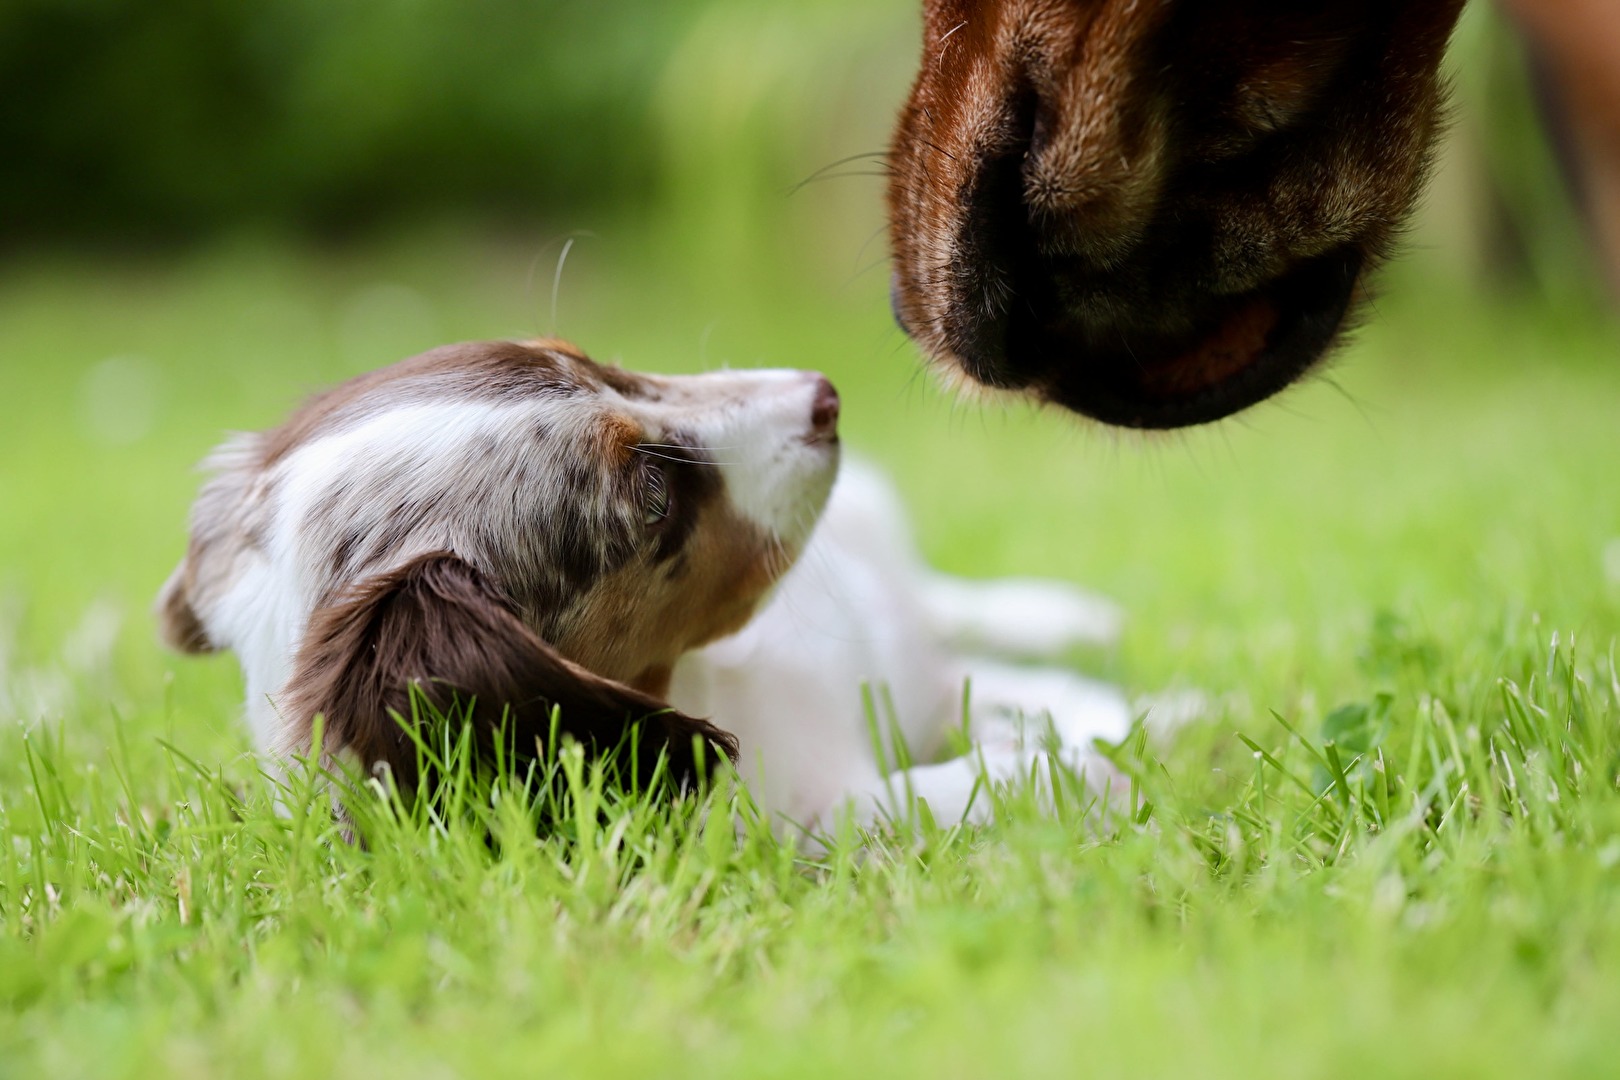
left=160, top=339, right=841, bottom=784
left=889, top=0, right=1465, bottom=428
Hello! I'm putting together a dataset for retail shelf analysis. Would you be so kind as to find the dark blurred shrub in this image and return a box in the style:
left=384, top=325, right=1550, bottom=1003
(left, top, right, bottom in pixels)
left=0, top=0, right=705, bottom=246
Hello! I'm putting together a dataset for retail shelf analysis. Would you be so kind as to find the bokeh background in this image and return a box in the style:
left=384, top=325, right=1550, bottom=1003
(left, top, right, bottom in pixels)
left=1, top=0, right=1617, bottom=762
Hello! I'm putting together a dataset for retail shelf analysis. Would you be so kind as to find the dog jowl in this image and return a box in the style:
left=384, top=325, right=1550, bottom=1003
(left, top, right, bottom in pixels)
left=888, top=0, right=1467, bottom=429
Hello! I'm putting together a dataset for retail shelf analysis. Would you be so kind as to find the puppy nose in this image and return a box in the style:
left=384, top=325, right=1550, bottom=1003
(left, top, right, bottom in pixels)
left=808, top=375, right=840, bottom=441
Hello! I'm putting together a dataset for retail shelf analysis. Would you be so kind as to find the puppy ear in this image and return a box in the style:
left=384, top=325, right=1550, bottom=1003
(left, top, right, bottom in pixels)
left=155, top=558, right=215, bottom=654
left=280, top=552, right=737, bottom=792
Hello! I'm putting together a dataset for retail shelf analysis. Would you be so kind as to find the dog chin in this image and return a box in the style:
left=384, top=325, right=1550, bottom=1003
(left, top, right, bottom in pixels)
left=707, top=371, right=842, bottom=551
left=733, top=446, right=839, bottom=565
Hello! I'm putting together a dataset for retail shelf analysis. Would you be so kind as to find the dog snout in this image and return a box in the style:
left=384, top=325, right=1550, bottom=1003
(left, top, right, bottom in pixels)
left=807, top=375, right=840, bottom=443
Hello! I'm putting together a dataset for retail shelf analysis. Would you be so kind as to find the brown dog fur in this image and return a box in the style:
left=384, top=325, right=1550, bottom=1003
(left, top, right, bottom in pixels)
left=888, top=0, right=1467, bottom=428
left=281, top=553, right=735, bottom=794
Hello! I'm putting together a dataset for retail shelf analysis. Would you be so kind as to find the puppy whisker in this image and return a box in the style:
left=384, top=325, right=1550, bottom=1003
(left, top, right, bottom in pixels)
left=627, top=446, right=734, bottom=467
left=635, top=443, right=739, bottom=452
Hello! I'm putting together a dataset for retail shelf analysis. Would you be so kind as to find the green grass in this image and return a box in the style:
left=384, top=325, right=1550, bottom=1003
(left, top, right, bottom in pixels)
left=2, top=222, right=1619, bottom=1078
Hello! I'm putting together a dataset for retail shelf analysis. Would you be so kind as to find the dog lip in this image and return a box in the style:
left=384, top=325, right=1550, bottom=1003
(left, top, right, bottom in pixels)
left=934, top=237, right=1364, bottom=429
left=1031, top=246, right=1365, bottom=429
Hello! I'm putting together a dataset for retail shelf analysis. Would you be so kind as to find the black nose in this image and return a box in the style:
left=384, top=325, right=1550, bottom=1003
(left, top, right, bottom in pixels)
left=809, top=375, right=840, bottom=441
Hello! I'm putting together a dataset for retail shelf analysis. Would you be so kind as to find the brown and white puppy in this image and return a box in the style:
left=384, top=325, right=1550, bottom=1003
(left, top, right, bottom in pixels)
left=157, top=339, right=841, bottom=792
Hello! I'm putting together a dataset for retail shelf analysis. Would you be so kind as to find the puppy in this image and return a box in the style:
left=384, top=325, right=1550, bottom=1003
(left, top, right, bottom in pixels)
left=160, top=336, right=1147, bottom=831
left=157, top=339, right=841, bottom=792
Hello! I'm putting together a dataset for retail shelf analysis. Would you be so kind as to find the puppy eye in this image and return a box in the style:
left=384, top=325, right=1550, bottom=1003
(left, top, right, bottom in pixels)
left=641, top=459, right=670, bottom=526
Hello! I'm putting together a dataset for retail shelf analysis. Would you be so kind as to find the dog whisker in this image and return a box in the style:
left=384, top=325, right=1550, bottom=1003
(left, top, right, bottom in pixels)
left=627, top=446, right=734, bottom=467
left=788, top=150, right=892, bottom=195
left=549, top=236, right=576, bottom=336
left=634, top=443, right=739, bottom=452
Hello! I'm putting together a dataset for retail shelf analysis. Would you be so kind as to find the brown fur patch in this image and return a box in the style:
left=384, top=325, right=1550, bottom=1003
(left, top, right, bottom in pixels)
left=281, top=553, right=737, bottom=792
left=597, top=413, right=643, bottom=464
left=155, top=560, right=214, bottom=654
left=260, top=340, right=593, bottom=466
left=888, top=0, right=1467, bottom=428
left=594, top=363, right=665, bottom=402
left=559, top=514, right=779, bottom=687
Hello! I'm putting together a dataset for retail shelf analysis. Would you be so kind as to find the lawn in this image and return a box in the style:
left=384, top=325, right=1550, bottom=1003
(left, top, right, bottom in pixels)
left=1, top=221, right=1618, bottom=1078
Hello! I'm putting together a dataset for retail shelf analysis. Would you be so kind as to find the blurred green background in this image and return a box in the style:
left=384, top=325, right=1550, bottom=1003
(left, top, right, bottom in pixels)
left=4, top=7, right=1620, bottom=1073
left=0, top=0, right=1617, bottom=756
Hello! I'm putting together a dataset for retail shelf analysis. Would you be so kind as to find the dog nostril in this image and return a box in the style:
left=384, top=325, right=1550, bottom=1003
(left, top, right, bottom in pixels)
left=809, top=376, right=840, bottom=440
